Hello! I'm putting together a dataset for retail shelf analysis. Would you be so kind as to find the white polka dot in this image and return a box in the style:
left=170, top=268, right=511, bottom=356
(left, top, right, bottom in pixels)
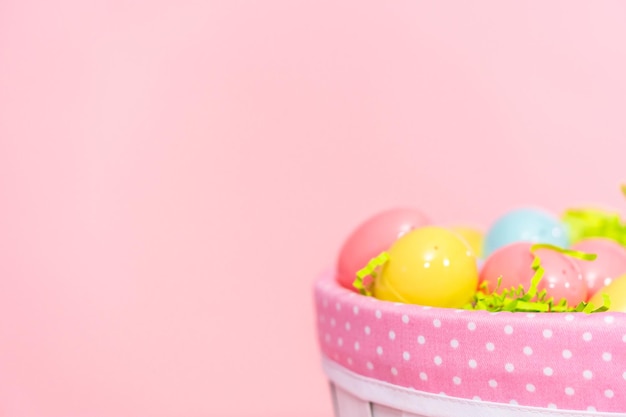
left=336, top=302, right=341, bottom=311
left=453, top=376, right=461, bottom=385
left=450, top=339, right=459, bottom=348
left=330, top=318, right=336, bottom=327
left=473, top=396, right=481, bottom=401
left=345, top=322, right=351, bottom=331
left=510, top=400, right=518, bottom=405
left=526, top=384, right=535, bottom=392
left=605, top=389, right=614, bottom=398
left=622, top=334, right=626, bottom=343
left=543, top=329, right=553, bottom=338
left=562, top=349, right=572, bottom=359
left=583, top=332, right=592, bottom=341
left=467, top=322, right=476, bottom=331
left=468, top=359, right=477, bottom=368
left=488, top=379, right=498, bottom=388
left=565, top=314, right=575, bottom=322
left=523, top=346, right=533, bottom=356
left=433, top=319, right=441, bottom=328
left=547, top=403, right=557, bottom=409
left=318, top=314, right=325, bottom=323
left=391, top=367, right=398, bottom=376
left=505, top=363, right=514, bottom=372
left=337, top=337, right=343, bottom=347
left=486, top=342, right=495, bottom=351
left=434, top=356, right=443, bottom=365
left=364, top=326, right=371, bottom=335
left=504, top=325, right=513, bottom=335
left=375, top=309, right=382, bottom=319
left=565, top=387, right=575, bottom=396
left=419, top=372, right=427, bottom=381
left=543, top=367, right=553, bottom=376
left=583, top=370, right=593, bottom=380
left=603, top=352, right=612, bottom=361
left=587, top=406, right=597, bottom=412
left=402, top=314, right=409, bottom=324
left=403, top=351, right=410, bottom=361
left=347, top=357, right=353, bottom=366
left=366, top=361, right=374, bottom=370
left=376, top=346, right=383, bottom=355
left=526, top=313, right=536, bottom=318
left=353, top=305, right=359, bottom=315
left=623, top=371, right=626, bottom=380
left=417, top=335, right=426, bottom=344
left=388, top=330, right=396, bottom=340
left=325, top=333, right=331, bottom=343
left=354, top=341, right=360, bottom=351
left=604, top=315, right=615, bottom=324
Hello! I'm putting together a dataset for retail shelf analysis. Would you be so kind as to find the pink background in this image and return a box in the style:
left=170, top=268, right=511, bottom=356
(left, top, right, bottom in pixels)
left=1, top=1, right=626, bottom=416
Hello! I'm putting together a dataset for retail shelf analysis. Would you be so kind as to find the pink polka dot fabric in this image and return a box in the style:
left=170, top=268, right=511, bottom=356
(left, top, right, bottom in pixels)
left=314, top=271, right=626, bottom=413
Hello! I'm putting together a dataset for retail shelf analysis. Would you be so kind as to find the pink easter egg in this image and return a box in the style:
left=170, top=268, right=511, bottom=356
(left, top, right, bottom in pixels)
left=536, top=247, right=587, bottom=305
left=336, top=208, right=430, bottom=291
left=480, top=242, right=535, bottom=291
left=571, top=237, right=626, bottom=298
left=480, top=242, right=588, bottom=305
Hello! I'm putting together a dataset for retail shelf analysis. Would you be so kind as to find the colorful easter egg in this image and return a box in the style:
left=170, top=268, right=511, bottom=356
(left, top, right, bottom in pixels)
left=571, top=238, right=626, bottom=298
left=480, top=242, right=535, bottom=291
left=373, top=226, right=478, bottom=308
left=450, top=226, right=484, bottom=259
left=480, top=242, right=587, bottom=305
left=589, top=273, right=626, bottom=312
left=535, top=247, right=587, bottom=305
left=483, top=208, right=569, bottom=257
left=336, top=208, right=430, bottom=291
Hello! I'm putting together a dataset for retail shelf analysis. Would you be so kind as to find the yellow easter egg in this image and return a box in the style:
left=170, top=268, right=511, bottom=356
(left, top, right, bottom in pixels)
left=589, top=273, right=626, bottom=312
left=450, top=226, right=484, bottom=259
left=373, top=226, right=478, bottom=308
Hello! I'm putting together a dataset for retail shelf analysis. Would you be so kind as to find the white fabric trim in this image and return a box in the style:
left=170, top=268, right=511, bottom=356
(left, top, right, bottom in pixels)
left=322, top=356, right=626, bottom=417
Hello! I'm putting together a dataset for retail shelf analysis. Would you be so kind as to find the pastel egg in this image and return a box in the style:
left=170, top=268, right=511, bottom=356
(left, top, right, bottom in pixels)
left=483, top=207, right=569, bottom=258
left=480, top=242, right=587, bottom=305
left=480, top=242, right=535, bottom=291
left=536, top=247, right=587, bottom=305
left=571, top=238, right=626, bottom=298
left=336, top=208, right=430, bottom=291
left=450, top=226, right=484, bottom=259
left=588, top=273, right=626, bottom=312
left=374, top=226, right=478, bottom=308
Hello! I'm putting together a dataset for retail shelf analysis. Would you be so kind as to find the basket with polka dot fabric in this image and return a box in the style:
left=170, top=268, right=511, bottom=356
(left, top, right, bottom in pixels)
left=314, top=270, right=626, bottom=417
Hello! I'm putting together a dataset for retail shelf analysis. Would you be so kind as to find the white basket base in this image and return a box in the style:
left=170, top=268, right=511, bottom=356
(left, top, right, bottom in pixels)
left=332, top=383, right=432, bottom=417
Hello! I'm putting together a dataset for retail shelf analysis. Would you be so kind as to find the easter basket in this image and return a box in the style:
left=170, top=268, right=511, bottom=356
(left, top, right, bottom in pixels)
left=314, top=271, right=626, bottom=417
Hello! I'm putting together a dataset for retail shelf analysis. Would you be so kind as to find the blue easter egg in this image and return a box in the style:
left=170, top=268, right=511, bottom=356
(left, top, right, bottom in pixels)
left=484, top=208, right=570, bottom=257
